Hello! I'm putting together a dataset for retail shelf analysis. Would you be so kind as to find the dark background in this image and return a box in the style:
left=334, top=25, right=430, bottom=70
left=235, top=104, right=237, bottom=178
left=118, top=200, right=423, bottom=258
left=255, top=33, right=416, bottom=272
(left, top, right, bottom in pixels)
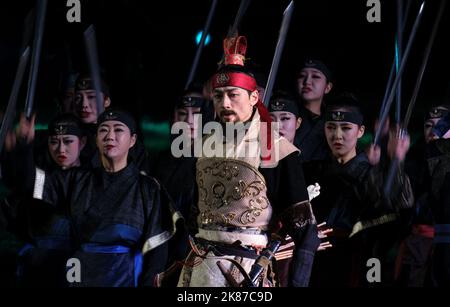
left=1, top=0, right=449, bottom=150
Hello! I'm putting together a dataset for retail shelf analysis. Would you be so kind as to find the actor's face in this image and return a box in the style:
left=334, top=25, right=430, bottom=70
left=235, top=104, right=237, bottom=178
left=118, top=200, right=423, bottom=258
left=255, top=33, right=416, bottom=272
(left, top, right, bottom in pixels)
left=212, top=86, right=258, bottom=123
left=174, top=107, right=201, bottom=140
left=325, top=119, right=364, bottom=162
left=270, top=111, right=301, bottom=144
left=48, top=135, right=84, bottom=169
left=424, top=118, right=450, bottom=143
left=74, top=89, right=111, bottom=124
left=424, top=118, right=440, bottom=143
left=96, top=121, right=136, bottom=162
left=297, top=68, right=332, bottom=102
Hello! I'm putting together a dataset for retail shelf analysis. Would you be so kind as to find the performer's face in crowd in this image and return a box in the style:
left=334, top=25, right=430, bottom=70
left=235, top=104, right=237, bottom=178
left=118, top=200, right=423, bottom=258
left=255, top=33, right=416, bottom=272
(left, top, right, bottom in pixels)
left=297, top=68, right=332, bottom=103
left=96, top=121, right=136, bottom=163
left=174, top=107, right=201, bottom=140
left=424, top=117, right=450, bottom=143
left=48, top=135, right=85, bottom=169
left=424, top=118, right=440, bottom=143
left=212, top=86, right=258, bottom=123
left=270, top=111, right=301, bottom=143
left=325, top=114, right=365, bottom=163
left=74, top=90, right=111, bottom=124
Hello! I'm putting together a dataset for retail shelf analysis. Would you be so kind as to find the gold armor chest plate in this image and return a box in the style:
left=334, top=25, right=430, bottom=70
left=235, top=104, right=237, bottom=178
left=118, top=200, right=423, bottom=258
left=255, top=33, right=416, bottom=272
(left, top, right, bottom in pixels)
left=196, top=157, right=272, bottom=229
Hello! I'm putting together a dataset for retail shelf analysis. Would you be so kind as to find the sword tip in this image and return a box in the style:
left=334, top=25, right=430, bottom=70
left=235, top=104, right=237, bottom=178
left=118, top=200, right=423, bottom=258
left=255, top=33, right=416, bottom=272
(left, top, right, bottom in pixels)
left=419, top=1, right=425, bottom=13
left=84, top=24, right=95, bottom=37
left=284, top=1, right=295, bottom=14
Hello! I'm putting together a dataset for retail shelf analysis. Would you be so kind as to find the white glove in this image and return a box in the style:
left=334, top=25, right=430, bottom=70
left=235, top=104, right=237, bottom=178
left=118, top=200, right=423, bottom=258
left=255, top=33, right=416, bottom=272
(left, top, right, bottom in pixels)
left=307, top=183, right=321, bottom=201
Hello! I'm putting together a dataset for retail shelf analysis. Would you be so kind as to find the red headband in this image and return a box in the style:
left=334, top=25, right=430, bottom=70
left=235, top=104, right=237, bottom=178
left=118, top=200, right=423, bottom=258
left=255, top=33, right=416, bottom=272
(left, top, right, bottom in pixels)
left=211, top=72, right=257, bottom=92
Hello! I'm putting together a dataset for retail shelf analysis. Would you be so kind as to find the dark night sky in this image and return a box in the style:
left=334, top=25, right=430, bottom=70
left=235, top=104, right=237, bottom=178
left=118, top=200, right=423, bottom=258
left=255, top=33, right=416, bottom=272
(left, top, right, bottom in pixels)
left=1, top=0, right=449, bottom=136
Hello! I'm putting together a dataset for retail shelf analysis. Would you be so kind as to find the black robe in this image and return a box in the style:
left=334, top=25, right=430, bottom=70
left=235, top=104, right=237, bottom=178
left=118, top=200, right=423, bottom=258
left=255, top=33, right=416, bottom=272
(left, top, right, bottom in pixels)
left=3, top=140, right=179, bottom=287
left=303, top=152, right=413, bottom=287
left=395, top=138, right=434, bottom=287
left=294, top=106, right=330, bottom=162
left=2, top=131, right=88, bottom=287
left=426, top=139, right=450, bottom=286
left=150, top=150, right=197, bottom=224
left=149, top=151, right=197, bottom=286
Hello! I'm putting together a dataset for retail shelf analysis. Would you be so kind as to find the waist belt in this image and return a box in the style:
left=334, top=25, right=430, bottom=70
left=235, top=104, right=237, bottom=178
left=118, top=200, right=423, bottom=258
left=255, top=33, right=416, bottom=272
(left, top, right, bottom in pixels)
left=81, top=243, right=131, bottom=253
left=197, top=228, right=268, bottom=247
left=195, top=238, right=259, bottom=260
left=201, top=225, right=266, bottom=235
left=411, top=224, right=434, bottom=238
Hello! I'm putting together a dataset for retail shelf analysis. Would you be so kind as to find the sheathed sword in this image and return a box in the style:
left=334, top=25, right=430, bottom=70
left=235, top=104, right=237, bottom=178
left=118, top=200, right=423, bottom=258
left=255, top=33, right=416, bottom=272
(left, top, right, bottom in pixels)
left=0, top=47, right=31, bottom=157
left=383, top=0, right=446, bottom=196
left=262, top=0, right=295, bottom=108
left=185, top=0, right=218, bottom=90
left=24, top=0, right=47, bottom=119
left=84, top=25, right=104, bottom=116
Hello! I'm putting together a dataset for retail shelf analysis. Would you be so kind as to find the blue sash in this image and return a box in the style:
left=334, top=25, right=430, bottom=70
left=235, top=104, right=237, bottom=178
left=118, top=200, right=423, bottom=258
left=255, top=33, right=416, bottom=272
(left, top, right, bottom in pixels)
left=80, top=243, right=143, bottom=287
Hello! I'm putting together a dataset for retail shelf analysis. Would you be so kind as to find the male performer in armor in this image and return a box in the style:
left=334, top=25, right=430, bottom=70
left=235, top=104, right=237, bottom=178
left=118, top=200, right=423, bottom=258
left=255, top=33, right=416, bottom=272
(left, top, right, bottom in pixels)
left=177, top=36, right=320, bottom=287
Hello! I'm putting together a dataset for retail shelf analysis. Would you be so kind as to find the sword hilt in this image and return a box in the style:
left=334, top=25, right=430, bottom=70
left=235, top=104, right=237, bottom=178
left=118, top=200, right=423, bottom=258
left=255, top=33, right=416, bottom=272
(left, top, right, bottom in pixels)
left=246, top=239, right=281, bottom=287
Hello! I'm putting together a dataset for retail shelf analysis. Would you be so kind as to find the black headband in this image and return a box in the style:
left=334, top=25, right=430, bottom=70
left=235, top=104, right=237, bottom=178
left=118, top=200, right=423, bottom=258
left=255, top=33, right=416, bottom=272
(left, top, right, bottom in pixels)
left=269, top=98, right=300, bottom=117
left=48, top=121, right=83, bottom=137
left=97, top=109, right=137, bottom=134
left=75, top=76, right=110, bottom=97
left=176, top=96, right=206, bottom=109
left=325, top=110, right=363, bottom=126
left=298, top=59, right=333, bottom=82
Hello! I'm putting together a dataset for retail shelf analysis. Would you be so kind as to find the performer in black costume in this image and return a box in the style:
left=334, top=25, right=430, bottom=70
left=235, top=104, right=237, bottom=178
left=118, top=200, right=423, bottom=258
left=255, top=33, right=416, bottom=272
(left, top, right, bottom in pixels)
left=303, top=94, right=414, bottom=287
left=423, top=108, right=450, bottom=286
left=395, top=105, right=450, bottom=286
left=1, top=114, right=86, bottom=287
left=3, top=110, right=181, bottom=286
left=294, top=59, right=333, bottom=161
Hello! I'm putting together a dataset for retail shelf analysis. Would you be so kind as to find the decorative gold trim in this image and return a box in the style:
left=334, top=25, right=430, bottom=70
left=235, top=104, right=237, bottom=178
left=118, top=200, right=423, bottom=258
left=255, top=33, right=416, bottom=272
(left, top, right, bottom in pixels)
left=197, top=157, right=271, bottom=227
left=197, top=157, right=267, bottom=185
